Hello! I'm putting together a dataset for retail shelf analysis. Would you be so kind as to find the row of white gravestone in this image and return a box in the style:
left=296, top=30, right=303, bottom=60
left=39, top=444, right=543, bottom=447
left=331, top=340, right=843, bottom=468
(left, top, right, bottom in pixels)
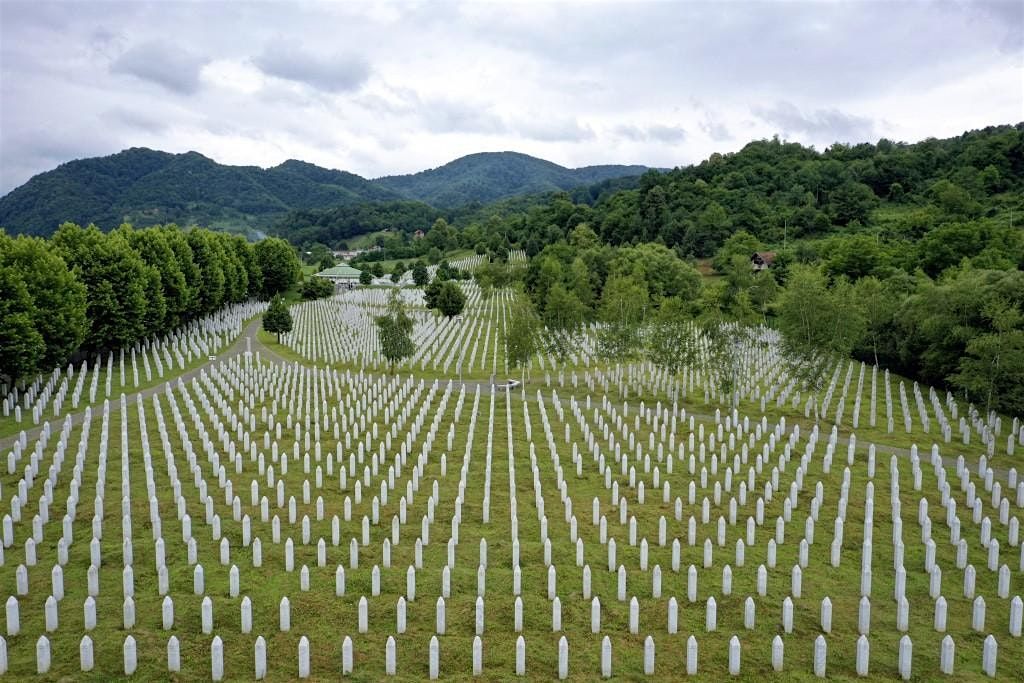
left=4, top=360, right=1019, bottom=626
left=1, top=300, right=266, bottom=426
left=282, top=285, right=501, bottom=372
left=6, top=395, right=1015, bottom=610
left=4, top=348, right=1003, bottom=491
left=2, top=631, right=1006, bottom=679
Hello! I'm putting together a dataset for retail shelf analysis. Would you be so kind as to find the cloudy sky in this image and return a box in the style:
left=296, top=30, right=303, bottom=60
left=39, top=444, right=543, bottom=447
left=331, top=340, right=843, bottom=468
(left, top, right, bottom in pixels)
left=1, top=0, right=1021, bottom=194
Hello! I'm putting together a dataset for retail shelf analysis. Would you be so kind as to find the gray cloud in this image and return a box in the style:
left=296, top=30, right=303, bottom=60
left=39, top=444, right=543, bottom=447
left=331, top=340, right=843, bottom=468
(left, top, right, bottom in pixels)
left=0, top=1, right=1020, bottom=195
left=752, top=101, right=876, bottom=144
left=613, top=123, right=686, bottom=143
left=421, top=99, right=505, bottom=134
left=699, top=117, right=731, bottom=142
left=252, top=45, right=370, bottom=93
left=107, top=108, right=167, bottom=134
left=516, top=117, right=594, bottom=142
left=110, top=41, right=209, bottom=94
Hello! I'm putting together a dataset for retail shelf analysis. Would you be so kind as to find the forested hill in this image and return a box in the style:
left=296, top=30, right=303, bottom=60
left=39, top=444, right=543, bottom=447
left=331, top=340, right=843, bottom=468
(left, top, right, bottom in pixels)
left=374, top=152, right=650, bottom=207
left=0, top=149, right=651, bottom=237
left=0, top=148, right=404, bottom=237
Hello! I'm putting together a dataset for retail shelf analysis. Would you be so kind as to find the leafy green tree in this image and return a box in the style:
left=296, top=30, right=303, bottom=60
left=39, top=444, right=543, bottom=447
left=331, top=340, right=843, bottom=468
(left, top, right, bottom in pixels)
left=850, top=276, right=899, bottom=365
left=306, top=242, right=333, bottom=266
left=712, top=230, right=762, bottom=273
left=161, top=226, right=201, bottom=307
left=139, top=261, right=168, bottom=338
left=776, top=265, right=866, bottom=421
left=255, top=237, right=301, bottom=298
left=412, top=261, right=429, bottom=287
left=426, top=218, right=455, bottom=252
left=916, top=222, right=984, bottom=277
left=610, top=243, right=703, bottom=304
left=231, top=234, right=262, bottom=298
left=262, top=296, right=293, bottom=342
left=544, top=282, right=586, bottom=335
left=749, top=270, right=780, bottom=321
left=828, top=181, right=878, bottom=226
left=0, top=232, right=87, bottom=370
left=717, top=254, right=759, bottom=321
left=434, top=281, right=466, bottom=318
left=568, top=257, right=595, bottom=312
left=474, top=265, right=495, bottom=299
left=371, top=262, right=385, bottom=278
left=597, top=274, right=648, bottom=361
left=699, top=317, right=756, bottom=406
left=375, top=290, right=415, bottom=371
left=826, top=233, right=887, bottom=280
left=187, top=229, right=226, bottom=313
left=951, top=299, right=1024, bottom=415
left=301, top=277, right=335, bottom=299
left=688, top=201, right=732, bottom=255
left=423, top=278, right=443, bottom=309
left=647, top=296, right=699, bottom=375
left=0, top=264, right=45, bottom=384
left=123, top=226, right=190, bottom=328
left=568, top=223, right=600, bottom=250
left=359, top=270, right=373, bottom=285
left=929, top=179, right=981, bottom=218
left=505, top=295, right=541, bottom=379
left=213, top=232, right=245, bottom=304
left=52, top=223, right=151, bottom=352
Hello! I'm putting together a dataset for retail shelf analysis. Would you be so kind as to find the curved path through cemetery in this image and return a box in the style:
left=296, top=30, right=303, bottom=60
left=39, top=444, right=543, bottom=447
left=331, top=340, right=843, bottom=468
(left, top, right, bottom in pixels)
left=5, top=324, right=998, bottom=481
left=0, top=318, right=278, bottom=454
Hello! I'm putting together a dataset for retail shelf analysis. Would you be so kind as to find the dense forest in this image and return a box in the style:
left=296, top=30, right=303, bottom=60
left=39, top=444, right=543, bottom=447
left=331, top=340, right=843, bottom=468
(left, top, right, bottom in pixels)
left=0, top=149, right=649, bottom=237
left=0, top=224, right=300, bottom=385
left=453, top=124, right=1024, bottom=414
left=374, top=151, right=650, bottom=207
left=3, top=124, right=1022, bottom=414
left=0, top=149, right=403, bottom=237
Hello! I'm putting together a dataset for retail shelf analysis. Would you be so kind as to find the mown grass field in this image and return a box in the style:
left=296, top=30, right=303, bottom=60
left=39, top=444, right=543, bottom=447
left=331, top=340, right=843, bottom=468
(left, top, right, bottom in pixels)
left=2, top=347, right=1021, bottom=680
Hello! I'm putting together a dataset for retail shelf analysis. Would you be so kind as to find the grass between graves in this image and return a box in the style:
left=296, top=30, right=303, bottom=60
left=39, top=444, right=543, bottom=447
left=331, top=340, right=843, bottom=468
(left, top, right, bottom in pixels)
left=1, top=358, right=1021, bottom=680
left=0, top=352, right=216, bottom=442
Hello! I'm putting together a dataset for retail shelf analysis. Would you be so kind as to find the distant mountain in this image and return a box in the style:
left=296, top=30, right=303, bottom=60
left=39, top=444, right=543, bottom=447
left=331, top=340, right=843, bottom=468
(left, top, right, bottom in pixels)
left=375, top=151, right=650, bottom=207
left=0, top=148, right=403, bottom=237
left=0, top=148, right=652, bottom=237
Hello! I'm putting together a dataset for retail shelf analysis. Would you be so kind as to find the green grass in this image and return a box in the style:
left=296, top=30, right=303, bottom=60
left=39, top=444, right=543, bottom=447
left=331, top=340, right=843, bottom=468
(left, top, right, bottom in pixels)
left=2, top=354, right=1021, bottom=680
left=347, top=232, right=389, bottom=250
left=0, top=349, right=222, bottom=441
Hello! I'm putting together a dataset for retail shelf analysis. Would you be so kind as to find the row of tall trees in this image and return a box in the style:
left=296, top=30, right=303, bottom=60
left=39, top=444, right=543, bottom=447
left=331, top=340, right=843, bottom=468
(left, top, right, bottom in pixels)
left=1, top=224, right=300, bottom=385
left=773, top=264, right=1024, bottom=415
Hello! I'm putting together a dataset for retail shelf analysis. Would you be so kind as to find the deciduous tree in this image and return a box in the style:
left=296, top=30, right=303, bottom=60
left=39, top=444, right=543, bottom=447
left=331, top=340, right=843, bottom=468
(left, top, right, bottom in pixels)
left=262, top=296, right=293, bottom=343
left=376, top=290, right=415, bottom=371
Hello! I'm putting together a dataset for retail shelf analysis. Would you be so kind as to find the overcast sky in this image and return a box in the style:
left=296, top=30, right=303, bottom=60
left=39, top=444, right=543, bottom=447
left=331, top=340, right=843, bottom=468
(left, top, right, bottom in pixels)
left=1, top=0, right=1021, bottom=194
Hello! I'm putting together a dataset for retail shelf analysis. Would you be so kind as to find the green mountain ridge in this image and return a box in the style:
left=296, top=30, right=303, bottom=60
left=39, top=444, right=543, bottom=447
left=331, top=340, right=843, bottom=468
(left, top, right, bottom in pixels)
left=0, top=148, right=651, bottom=237
left=374, top=151, right=651, bottom=207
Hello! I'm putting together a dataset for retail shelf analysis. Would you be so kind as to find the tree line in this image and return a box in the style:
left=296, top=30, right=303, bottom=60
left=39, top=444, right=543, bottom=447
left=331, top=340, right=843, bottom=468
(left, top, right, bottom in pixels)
left=1, top=224, right=300, bottom=385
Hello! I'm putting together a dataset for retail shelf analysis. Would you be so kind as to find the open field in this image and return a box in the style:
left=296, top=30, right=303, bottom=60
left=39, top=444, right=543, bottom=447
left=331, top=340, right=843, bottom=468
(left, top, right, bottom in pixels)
left=1, top=290, right=1022, bottom=680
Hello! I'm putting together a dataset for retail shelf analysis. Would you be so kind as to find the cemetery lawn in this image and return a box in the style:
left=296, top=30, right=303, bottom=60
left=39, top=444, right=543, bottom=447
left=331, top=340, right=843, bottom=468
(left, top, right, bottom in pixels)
left=2, top=354, right=1021, bottom=680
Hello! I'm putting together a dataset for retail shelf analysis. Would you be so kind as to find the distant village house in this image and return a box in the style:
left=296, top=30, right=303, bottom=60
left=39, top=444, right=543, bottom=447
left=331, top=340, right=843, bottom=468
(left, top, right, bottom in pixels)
left=751, top=251, right=776, bottom=272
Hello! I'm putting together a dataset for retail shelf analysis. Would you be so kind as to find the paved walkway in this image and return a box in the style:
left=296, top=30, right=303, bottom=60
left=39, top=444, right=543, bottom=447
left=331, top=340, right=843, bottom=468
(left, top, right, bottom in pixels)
left=0, top=318, right=274, bottom=451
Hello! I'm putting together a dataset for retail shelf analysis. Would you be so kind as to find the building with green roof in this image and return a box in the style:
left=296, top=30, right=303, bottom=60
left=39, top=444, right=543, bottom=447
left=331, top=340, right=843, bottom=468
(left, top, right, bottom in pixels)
left=314, top=264, right=363, bottom=290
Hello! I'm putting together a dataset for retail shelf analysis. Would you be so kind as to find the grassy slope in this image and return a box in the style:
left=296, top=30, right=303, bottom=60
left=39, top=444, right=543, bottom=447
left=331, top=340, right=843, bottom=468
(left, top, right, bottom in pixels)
left=2, top=365, right=1020, bottom=680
